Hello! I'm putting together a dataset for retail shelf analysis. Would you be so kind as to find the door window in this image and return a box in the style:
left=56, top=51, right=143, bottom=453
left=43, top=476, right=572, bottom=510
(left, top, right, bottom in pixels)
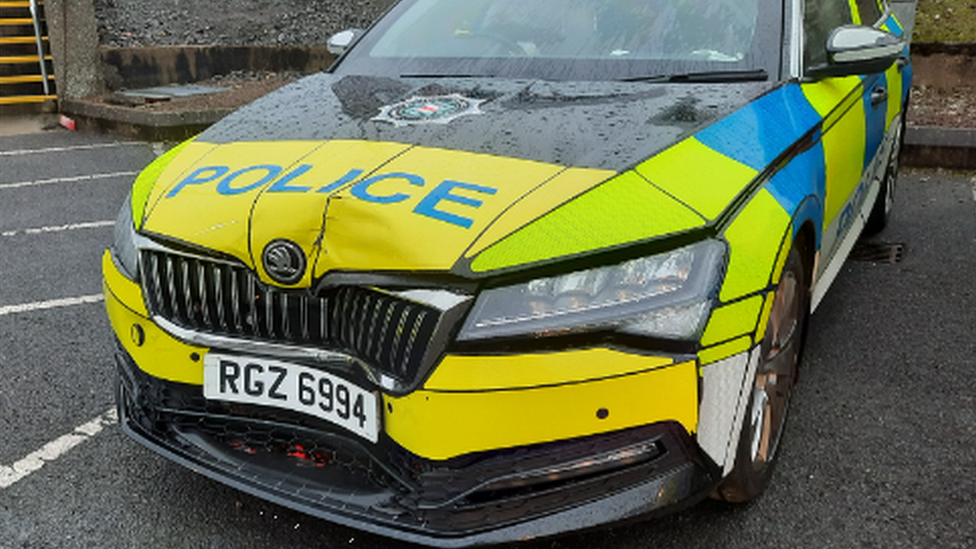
left=803, top=0, right=852, bottom=68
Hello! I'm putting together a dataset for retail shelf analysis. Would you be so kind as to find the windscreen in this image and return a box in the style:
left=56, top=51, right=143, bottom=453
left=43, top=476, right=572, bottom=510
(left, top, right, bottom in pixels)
left=336, top=0, right=782, bottom=81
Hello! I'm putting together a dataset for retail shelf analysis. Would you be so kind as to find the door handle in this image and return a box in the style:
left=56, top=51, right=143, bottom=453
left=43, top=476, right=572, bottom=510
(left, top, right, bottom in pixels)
left=871, top=86, right=888, bottom=107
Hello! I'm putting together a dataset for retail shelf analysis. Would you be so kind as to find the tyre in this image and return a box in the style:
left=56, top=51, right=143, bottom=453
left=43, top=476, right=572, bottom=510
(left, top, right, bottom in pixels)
left=715, top=246, right=808, bottom=502
left=864, top=115, right=905, bottom=235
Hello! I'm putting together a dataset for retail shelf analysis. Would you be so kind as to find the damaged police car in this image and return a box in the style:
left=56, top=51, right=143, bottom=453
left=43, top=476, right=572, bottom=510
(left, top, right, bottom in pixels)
left=104, top=0, right=911, bottom=545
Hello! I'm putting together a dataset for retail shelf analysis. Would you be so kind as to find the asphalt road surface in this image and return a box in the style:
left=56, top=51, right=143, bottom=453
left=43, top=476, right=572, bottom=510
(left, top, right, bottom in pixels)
left=1, top=129, right=974, bottom=549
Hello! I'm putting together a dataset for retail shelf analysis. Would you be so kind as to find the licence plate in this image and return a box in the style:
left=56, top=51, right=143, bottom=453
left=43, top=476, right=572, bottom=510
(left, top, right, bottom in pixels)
left=203, top=354, right=379, bottom=443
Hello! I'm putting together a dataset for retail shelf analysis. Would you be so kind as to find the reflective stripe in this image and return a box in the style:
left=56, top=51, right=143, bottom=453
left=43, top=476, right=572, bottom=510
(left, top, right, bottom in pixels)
left=885, top=12, right=903, bottom=35
left=694, top=84, right=822, bottom=173
left=133, top=140, right=192, bottom=228
left=144, top=141, right=219, bottom=223
left=755, top=291, right=775, bottom=345
left=700, top=295, right=764, bottom=348
left=766, top=141, right=826, bottom=239
left=720, top=188, right=791, bottom=302
left=636, top=137, right=758, bottom=220
left=848, top=0, right=862, bottom=24
left=802, top=76, right=866, bottom=227
left=699, top=335, right=752, bottom=366
left=770, top=223, right=794, bottom=286
left=698, top=350, right=754, bottom=469
left=885, top=64, right=903, bottom=131
left=470, top=171, right=705, bottom=272
left=465, top=166, right=615, bottom=258
left=862, top=74, right=888, bottom=171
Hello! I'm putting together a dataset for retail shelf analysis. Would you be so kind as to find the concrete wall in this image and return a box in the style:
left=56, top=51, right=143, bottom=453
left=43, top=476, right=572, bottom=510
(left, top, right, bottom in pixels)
left=911, top=44, right=976, bottom=91
left=101, top=46, right=336, bottom=90
left=45, top=0, right=106, bottom=100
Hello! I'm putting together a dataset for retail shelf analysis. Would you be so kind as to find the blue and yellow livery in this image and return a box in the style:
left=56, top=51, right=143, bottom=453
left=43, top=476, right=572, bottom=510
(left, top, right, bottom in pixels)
left=104, top=0, right=912, bottom=545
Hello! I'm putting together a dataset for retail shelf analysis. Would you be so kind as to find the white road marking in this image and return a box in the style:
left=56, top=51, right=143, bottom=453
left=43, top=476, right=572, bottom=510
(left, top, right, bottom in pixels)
left=1, top=220, right=114, bottom=237
left=0, top=294, right=104, bottom=316
left=0, top=408, right=117, bottom=489
left=0, top=142, right=145, bottom=156
left=0, top=171, right=138, bottom=190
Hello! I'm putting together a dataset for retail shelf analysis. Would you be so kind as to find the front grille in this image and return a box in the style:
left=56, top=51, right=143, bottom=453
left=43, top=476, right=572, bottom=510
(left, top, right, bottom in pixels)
left=141, top=249, right=446, bottom=383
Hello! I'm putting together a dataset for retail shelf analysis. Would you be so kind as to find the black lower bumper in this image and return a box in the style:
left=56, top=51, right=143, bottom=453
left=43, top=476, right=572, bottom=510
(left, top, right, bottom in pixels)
left=115, top=341, right=718, bottom=547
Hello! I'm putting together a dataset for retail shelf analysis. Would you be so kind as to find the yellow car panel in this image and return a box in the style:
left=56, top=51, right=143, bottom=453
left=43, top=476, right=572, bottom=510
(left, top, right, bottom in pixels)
left=103, top=252, right=208, bottom=385
left=142, top=140, right=218, bottom=227
left=247, top=140, right=413, bottom=286
left=423, top=349, right=674, bottom=392
left=143, top=141, right=323, bottom=265
left=314, top=146, right=564, bottom=275
left=386, top=360, right=698, bottom=460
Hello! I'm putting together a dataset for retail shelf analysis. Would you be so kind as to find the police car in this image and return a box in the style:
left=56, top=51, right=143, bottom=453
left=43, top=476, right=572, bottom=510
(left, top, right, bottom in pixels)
left=104, top=0, right=911, bottom=545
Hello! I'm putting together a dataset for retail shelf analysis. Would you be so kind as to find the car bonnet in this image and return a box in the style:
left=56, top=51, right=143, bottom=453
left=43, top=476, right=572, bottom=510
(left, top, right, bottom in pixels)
left=138, top=73, right=778, bottom=285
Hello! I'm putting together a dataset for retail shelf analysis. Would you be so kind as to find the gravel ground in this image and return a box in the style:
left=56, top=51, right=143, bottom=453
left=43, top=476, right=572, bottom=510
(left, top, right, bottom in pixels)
left=908, top=85, right=976, bottom=128
left=93, top=0, right=396, bottom=47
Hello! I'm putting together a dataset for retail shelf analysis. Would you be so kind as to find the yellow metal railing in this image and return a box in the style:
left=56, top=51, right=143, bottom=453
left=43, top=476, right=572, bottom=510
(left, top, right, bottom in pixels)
left=0, top=72, right=53, bottom=83
left=0, top=0, right=55, bottom=104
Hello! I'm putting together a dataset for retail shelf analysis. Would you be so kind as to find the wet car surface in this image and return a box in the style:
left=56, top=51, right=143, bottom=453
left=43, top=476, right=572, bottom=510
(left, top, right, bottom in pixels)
left=103, top=0, right=913, bottom=545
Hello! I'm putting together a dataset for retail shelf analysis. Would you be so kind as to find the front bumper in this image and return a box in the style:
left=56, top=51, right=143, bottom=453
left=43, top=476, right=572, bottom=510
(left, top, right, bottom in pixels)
left=115, top=341, right=718, bottom=546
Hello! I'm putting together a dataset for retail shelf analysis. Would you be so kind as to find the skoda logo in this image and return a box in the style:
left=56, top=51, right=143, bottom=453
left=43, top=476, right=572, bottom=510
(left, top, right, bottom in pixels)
left=262, top=240, right=306, bottom=285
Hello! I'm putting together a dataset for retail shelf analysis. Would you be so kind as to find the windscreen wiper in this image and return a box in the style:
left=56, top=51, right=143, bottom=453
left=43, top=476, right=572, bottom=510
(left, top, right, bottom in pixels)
left=620, top=69, right=768, bottom=83
left=400, top=73, right=492, bottom=79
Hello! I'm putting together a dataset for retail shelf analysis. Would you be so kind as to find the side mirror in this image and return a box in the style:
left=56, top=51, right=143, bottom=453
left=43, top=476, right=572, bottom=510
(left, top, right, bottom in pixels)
left=327, top=29, right=364, bottom=56
left=806, top=25, right=905, bottom=79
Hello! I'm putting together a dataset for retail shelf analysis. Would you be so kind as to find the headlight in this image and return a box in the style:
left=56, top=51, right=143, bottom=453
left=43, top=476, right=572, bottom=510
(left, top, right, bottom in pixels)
left=458, top=240, right=726, bottom=341
left=112, top=191, right=139, bottom=280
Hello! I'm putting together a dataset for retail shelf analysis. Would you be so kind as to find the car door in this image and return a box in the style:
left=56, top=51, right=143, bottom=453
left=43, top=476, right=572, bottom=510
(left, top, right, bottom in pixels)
left=855, top=0, right=894, bottom=192
left=801, top=0, right=890, bottom=295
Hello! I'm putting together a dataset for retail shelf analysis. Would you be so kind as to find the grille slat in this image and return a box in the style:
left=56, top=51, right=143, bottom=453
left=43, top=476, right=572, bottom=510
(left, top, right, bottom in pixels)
left=141, top=250, right=446, bottom=385
left=165, top=255, right=179, bottom=322
left=364, top=297, right=386, bottom=360
left=265, top=288, right=275, bottom=339
left=320, top=300, right=328, bottom=342
left=374, top=301, right=396, bottom=365
left=197, top=261, right=213, bottom=330
left=214, top=265, right=227, bottom=331
left=390, top=306, right=410, bottom=376
left=231, top=269, right=243, bottom=333
left=181, top=259, right=193, bottom=325
left=403, top=311, right=426, bottom=378
left=149, top=253, right=164, bottom=317
left=356, top=294, right=373, bottom=353
left=254, top=287, right=263, bottom=338
left=299, top=294, right=308, bottom=342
